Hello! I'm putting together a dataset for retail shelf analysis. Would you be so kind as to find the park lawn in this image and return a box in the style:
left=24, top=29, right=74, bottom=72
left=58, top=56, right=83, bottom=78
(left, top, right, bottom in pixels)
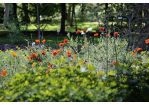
left=0, top=21, right=119, bottom=35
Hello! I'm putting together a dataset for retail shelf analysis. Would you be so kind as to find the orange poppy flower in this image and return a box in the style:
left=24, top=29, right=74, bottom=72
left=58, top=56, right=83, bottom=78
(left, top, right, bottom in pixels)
left=133, top=54, right=136, bottom=57
left=134, top=49, right=137, bottom=52
left=13, top=53, right=17, bottom=57
left=32, top=62, right=35, bottom=66
left=67, top=51, right=71, bottom=55
left=52, top=50, right=58, bottom=56
left=113, top=62, right=117, bottom=65
left=97, top=71, right=101, bottom=74
left=27, top=56, right=32, bottom=61
left=83, top=44, right=85, bottom=46
left=49, top=63, right=53, bottom=67
left=57, top=49, right=61, bottom=52
left=107, top=34, right=109, bottom=38
left=114, top=32, right=118, bottom=36
left=0, top=70, right=7, bottom=77
left=64, top=39, right=68, bottom=44
left=94, top=33, right=98, bottom=36
left=31, top=53, right=37, bottom=58
left=83, top=30, right=86, bottom=33
left=137, top=47, right=142, bottom=51
left=145, top=39, right=149, bottom=44
left=83, top=61, right=86, bottom=64
left=42, top=39, right=46, bottom=43
left=35, top=40, right=40, bottom=44
left=76, top=31, right=81, bottom=33
left=59, top=43, right=64, bottom=47
left=38, top=58, right=41, bottom=62
left=99, top=27, right=104, bottom=31
left=30, top=47, right=33, bottom=50
left=74, top=55, right=76, bottom=57
left=41, top=51, right=46, bottom=55
left=46, top=69, right=51, bottom=75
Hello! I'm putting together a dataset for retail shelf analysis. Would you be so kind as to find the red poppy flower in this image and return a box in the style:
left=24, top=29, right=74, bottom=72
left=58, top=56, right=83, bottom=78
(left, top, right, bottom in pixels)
left=41, top=51, right=46, bottom=55
left=76, top=31, right=81, bottom=33
left=133, top=54, right=136, bottom=57
left=64, top=39, right=68, bottom=44
left=83, top=30, right=86, bottom=33
left=107, top=34, right=109, bottom=38
left=145, top=39, right=149, bottom=44
left=94, top=33, right=98, bottom=36
left=35, top=40, right=40, bottom=44
left=114, top=32, right=118, bottom=36
left=67, top=54, right=71, bottom=57
left=42, top=39, right=46, bottom=43
left=74, top=55, right=76, bottom=57
left=113, top=62, right=117, bottom=65
left=59, top=43, right=64, bottom=47
left=99, top=27, right=104, bottom=31
left=52, top=50, right=58, bottom=56
left=128, top=50, right=130, bottom=52
left=38, top=58, right=41, bottom=62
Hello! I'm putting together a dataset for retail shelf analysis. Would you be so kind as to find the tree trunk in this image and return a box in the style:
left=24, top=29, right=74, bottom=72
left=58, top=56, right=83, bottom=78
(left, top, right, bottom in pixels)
left=37, top=3, right=41, bottom=48
left=105, top=3, right=108, bottom=14
left=60, top=3, right=66, bottom=34
left=13, top=3, right=20, bottom=31
left=144, top=3, right=149, bottom=33
left=67, top=3, right=71, bottom=26
left=3, top=3, right=9, bottom=28
left=22, top=3, right=30, bottom=23
left=70, top=3, right=75, bottom=27
left=74, top=4, right=77, bottom=32
left=137, top=4, right=142, bottom=33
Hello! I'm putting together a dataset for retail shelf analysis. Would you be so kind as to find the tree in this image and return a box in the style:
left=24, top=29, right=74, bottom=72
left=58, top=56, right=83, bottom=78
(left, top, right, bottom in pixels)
left=70, top=3, right=75, bottom=27
left=22, top=3, right=30, bottom=23
left=60, top=3, right=66, bottom=34
left=3, top=3, right=9, bottom=28
left=67, top=3, right=71, bottom=25
left=37, top=3, right=41, bottom=48
left=12, top=3, right=20, bottom=31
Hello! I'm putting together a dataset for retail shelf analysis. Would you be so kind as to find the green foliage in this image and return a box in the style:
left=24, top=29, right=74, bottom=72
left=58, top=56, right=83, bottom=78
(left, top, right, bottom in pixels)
left=105, top=59, right=149, bottom=102
left=0, top=60, right=113, bottom=102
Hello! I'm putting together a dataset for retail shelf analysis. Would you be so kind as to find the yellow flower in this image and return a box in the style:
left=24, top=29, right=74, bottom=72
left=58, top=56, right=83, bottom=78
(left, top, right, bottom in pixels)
left=11, top=49, right=13, bottom=51
left=16, top=46, right=18, bottom=48
left=22, top=65, right=25, bottom=67
left=0, top=50, right=1, bottom=51
left=5, top=57, right=7, bottom=58
left=11, top=51, right=13, bottom=52
left=18, top=47, right=20, bottom=50
left=19, top=50, right=22, bottom=52
left=61, top=56, right=64, bottom=59
left=22, top=55, right=24, bottom=56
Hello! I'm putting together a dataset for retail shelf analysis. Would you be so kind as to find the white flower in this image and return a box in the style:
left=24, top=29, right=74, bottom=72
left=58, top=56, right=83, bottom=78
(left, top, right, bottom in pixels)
left=81, top=67, right=88, bottom=72
left=32, top=42, right=35, bottom=46
left=87, top=28, right=92, bottom=31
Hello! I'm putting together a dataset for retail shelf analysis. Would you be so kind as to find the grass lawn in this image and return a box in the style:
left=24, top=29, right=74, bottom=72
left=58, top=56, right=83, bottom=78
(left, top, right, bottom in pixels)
left=0, top=21, right=129, bottom=35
